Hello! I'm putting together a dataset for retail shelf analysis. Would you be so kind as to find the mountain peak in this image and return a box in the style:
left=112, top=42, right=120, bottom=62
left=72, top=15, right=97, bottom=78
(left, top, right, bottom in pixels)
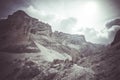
left=8, top=10, right=30, bottom=19
left=13, top=10, right=28, bottom=16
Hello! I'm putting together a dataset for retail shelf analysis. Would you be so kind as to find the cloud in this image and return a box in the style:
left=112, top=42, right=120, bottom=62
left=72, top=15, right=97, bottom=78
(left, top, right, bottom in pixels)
left=25, top=5, right=77, bottom=33
left=57, top=17, right=77, bottom=33
left=8, top=2, right=119, bottom=44
left=105, top=18, right=120, bottom=43
left=24, top=5, right=56, bottom=22
left=76, top=27, right=109, bottom=44
left=74, top=18, right=120, bottom=44
left=1, top=0, right=120, bottom=44
left=25, top=6, right=111, bottom=44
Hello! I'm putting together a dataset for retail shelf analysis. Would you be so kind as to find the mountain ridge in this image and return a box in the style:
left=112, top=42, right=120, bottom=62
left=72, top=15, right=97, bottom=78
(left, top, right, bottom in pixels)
left=0, top=10, right=120, bottom=80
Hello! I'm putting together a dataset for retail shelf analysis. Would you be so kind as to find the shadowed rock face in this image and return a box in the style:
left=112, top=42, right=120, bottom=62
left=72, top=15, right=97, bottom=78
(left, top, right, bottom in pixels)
left=0, top=10, right=52, bottom=52
left=0, top=10, right=31, bottom=52
left=106, top=18, right=120, bottom=48
left=111, top=29, right=120, bottom=46
left=106, top=19, right=120, bottom=29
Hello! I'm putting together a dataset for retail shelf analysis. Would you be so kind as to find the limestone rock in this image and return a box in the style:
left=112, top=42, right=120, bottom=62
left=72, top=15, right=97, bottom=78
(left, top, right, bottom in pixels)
left=0, top=10, right=52, bottom=52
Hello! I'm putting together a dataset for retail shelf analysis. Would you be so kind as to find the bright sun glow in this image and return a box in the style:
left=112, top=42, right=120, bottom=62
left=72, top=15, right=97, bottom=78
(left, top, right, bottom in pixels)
left=73, top=1, right=101, bottom=32
left=84, top=1, right=99, bottom=10
left=82, top=1, right=99, bottom=17
left=80, top=2, right=99, bottom=22
left=25, top=0, right=111, bottom=43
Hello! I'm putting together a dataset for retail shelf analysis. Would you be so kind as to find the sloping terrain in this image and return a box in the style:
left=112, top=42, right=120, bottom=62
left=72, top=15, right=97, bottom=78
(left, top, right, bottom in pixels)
left=0, top=10, right=120, bottom=80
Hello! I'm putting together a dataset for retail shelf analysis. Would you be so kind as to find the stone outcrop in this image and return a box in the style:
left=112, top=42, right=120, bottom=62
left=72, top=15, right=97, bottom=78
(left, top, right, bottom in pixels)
left=0, top=10, right=52, bottom=52
left=111, top=29, right=120, bottom=47
left=52, top=31, right=86, bottom=45
left=0, top=10, right=100, bottom=55
left=106, top=18, right=120, bottom=49
left=0, top=10, right=31, bottom=52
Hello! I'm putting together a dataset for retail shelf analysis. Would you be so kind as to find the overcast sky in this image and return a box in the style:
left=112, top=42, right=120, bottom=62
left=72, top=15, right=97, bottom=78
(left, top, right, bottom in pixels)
left=0, top=0, right=120, bottom=44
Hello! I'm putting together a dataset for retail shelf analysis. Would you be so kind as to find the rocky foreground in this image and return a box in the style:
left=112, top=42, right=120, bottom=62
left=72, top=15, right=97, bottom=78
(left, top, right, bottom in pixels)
left=0, top=10, right=120, bottom=80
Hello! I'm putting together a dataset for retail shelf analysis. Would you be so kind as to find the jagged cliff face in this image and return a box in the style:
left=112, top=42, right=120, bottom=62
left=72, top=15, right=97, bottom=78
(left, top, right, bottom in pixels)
left=0, top=10, right=52, bottom=52
left=0, top=10, right=99, bottom=60
left=0, top=10, right=120, bottom=80
left=106, top=18, right=120, bottom=49
left=0, top=10, right=31, bottom=51
left=111, top=29, right=120, bottom=49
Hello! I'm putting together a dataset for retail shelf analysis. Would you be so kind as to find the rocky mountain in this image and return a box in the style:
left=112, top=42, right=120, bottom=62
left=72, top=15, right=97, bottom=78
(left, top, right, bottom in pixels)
left=0, top=10, right=102, bottom=60
left=106, top=18, right=120, bottom=49
left=111, top=29, right=120, bottom=49
left=0, top=10, right=120, bottom=80
left=0, top=10, right=53, bottom=52
left=0, top=10, right=35, bottom=52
